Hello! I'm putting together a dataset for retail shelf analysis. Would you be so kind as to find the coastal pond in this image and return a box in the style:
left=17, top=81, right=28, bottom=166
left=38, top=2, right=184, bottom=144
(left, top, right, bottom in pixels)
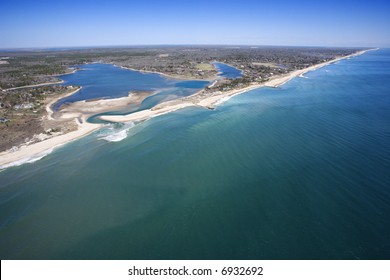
left=212, top=62, right=243, bottom=79
left=1, top=50, right=390, bottom=259
left=54, top=63, right=209, bottom=112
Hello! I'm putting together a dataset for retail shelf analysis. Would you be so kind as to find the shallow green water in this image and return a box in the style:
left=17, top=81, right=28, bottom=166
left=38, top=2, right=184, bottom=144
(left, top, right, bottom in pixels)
left=1, top=50, right=389, bottom=259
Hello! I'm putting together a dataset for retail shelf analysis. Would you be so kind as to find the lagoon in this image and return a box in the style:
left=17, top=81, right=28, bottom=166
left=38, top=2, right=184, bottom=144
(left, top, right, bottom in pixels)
left=213, top=62, right=243, bottom=79
left=0, top=50, right=389, bottom=259
left=54, top=63, right=209, bottom=112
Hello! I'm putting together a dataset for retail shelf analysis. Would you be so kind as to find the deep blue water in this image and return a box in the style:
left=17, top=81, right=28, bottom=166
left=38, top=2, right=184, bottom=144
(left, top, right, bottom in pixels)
left=0, top=49, right=389, bottom=259
left=213, top=62, right=243, bottom=78
left=54, top=63, right=208, bottom=111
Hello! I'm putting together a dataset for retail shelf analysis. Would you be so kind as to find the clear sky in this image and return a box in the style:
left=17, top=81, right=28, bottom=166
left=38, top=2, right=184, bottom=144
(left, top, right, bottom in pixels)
left=1, top=0, right=389, bottom=48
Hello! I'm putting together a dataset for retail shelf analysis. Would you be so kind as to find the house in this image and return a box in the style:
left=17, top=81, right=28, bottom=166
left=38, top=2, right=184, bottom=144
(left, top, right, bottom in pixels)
left=14, top=103, right=34, bottom=110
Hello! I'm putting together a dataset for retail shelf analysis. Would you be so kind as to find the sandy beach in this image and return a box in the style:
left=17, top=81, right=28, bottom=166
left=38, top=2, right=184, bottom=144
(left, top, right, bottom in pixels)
left=52, top=91, right=153, bottom=119
left=45, top=87, right=82, bottom=120
left=0, top=121, right=101, bottom=169
left=102, top=50, right=371, bottom=123
left=0, top=49, right=372, bottom=168
left=0, top=90, right=154, bottom=168
left=100, top=101, right=196, bottom=123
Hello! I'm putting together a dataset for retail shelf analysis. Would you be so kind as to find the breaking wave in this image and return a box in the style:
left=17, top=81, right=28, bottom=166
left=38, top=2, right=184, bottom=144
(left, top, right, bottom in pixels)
left=0, top=148, right=54, bottom=171
left=98, top=121, right=135, bottom=142
left=215, top=96, right=233, bottom=106
left=299, top=73, right=309, bottom=79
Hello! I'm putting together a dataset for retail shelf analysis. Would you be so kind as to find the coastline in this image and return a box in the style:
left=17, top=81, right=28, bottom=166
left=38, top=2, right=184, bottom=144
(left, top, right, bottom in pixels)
left=0, top=87, right=103, bottom=169
left=212, top=61, right=245, bottom=77
left=102, top=49, right=372, bottom=123
left=0, top=49, right=374, bottom=169
left=2, top=67, right=79, bottom=92
left=45, top=86, right=82, bottom=120
left=0, top=90, right=154, bottom=169
left=0, top=121, right=101, bottom=169
left=118, top=65, right=216, bottom=82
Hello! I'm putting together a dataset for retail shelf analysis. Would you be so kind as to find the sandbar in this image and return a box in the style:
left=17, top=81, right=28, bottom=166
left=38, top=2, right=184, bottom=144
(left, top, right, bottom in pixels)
left=0, top=49, right=374, bottom=169
left=0, top=91, right=153, bottom=168
left=102, top=49, right=372, bottom=123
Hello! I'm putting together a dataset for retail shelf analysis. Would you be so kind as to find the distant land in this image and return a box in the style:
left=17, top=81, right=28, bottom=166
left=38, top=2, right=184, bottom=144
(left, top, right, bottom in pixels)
left=0, top=45, right=372, bottom=168
left=1, top=47, right=389, bottom=260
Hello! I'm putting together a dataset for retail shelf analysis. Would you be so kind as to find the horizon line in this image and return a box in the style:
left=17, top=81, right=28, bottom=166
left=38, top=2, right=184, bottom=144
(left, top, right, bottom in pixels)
left=0, top=43, right=375, bottom=52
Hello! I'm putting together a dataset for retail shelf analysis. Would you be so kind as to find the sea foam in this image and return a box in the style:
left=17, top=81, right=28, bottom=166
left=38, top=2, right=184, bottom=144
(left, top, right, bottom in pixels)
left=299, top=73, right=309, bottom=79
left=0, top=148, right=54, bottom=170
left=98, top=121, right=135, bottom=142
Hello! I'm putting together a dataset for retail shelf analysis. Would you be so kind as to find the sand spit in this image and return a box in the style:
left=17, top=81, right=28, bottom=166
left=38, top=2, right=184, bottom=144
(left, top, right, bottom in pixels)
left=102, top=50, right=371, bottom=123
left=0, top=90, right=153, bottom=168
left=0, top=49, right=373, bottom=168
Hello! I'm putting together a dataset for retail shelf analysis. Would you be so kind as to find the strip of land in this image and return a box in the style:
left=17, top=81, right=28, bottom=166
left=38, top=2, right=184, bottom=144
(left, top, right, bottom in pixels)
left=0, top=91, right=155, bottom=168
left=118, top=65, right=215, bottom=81
left=0, top=121, right=101, bottom=169
left=3, top=80, right=64, bottom=91
left=101, top=50, right=369, bottom=123
left=0, top=49, right=372, bottom=168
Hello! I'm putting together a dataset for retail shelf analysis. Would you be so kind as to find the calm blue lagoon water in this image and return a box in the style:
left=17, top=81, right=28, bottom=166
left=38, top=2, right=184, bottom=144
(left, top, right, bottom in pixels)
left=213, top=62, right=243, bottom=78
left=54, top=63, right=209, bottom=111
left=1, top=50, right=390, bottom=259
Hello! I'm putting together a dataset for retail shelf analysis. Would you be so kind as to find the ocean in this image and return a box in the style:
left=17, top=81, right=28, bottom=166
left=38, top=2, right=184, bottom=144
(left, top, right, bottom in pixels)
left=0, top=49, right=389, bottom=259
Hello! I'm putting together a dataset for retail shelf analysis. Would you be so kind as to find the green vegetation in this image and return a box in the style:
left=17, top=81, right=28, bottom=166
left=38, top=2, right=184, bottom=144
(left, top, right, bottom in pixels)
left=196, top=63, right=214, bottom=71
left=0, top=46, right=364, bottom=151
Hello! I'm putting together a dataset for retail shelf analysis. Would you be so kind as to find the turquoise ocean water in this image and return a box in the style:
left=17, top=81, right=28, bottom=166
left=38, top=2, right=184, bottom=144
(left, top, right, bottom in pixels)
left=0, top=50, right=389, bottom=259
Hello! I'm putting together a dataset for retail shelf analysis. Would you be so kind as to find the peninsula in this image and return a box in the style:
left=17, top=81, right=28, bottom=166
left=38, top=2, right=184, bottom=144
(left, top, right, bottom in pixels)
left=0, top=46, right=371, bottom=168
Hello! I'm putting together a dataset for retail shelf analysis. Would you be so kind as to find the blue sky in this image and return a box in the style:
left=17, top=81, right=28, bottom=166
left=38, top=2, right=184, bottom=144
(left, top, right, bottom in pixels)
left=1, top=0, right=389, bottom=48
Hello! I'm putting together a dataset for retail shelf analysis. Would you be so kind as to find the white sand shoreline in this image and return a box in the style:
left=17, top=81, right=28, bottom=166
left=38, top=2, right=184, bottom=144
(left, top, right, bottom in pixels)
left=0, top=121, right=101, bottom=169
left=0, top=86, right=96, bottom=169
left=0, top=90, right=155, bottom=169
left=102, top=49, right=373, bottom=123
left=0, top=49, right=375, bottom=169
left=45, top=87, right=82, bottom=120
